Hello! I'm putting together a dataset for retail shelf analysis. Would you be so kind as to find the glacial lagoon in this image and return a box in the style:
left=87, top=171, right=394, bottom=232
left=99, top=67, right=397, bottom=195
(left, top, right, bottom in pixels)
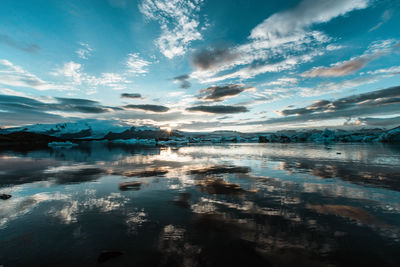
left=1, top=143, right=400, bottom=266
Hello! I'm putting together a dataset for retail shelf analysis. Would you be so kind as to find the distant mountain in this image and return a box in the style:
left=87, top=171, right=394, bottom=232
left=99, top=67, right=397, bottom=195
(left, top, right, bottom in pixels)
left=0, top=120, right=162, bottom=140
left=1, top=120, right=399, bottom=146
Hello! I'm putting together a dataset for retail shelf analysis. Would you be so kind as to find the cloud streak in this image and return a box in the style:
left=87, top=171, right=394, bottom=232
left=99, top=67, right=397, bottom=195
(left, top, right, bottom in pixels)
left=369, top=10, right=393, bottom=32
left=0, top=34, right=40, bottom=53
left=241, top=86, right=400, bottom=126
left=302, top=40, right=399, bottom=78
left=123, top=104, right=169, bottom=112
left=250, top=0, right=368, bottom=40
left=121, top=93, right=142, bottom=99
left=190, top=0, right=370, bottom=83
left=0, top=94, right=116, bottom=115
left=186, top=105, right=248, bottom=114
left=302, top=55, right=375, bottom=77
left=197, top=84, right=255, bottom=102
left=0, top=59, right=69, bottom=91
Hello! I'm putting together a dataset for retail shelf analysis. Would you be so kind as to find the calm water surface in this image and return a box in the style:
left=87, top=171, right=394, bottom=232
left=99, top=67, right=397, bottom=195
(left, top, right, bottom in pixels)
left=1, top=143, right=400, bottom=266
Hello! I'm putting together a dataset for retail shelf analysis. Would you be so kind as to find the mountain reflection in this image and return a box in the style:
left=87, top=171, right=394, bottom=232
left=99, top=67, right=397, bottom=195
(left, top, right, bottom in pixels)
left=1, top=143, right=400, bottom=266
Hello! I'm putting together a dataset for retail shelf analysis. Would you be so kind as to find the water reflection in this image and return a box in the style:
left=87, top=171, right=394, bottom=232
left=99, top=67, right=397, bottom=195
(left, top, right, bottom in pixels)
left=1, top=143, right=400, bottom=266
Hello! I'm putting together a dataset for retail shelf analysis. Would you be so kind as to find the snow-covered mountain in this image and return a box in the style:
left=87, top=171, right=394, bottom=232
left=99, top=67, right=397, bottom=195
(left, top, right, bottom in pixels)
left=1, top=119, right=399, bottom=145
left=0, top=120, right=163, bottom=139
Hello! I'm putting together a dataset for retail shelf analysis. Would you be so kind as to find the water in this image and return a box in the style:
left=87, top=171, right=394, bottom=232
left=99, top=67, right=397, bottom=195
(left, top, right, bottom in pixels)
left=1, top=143, right=400, bottom=266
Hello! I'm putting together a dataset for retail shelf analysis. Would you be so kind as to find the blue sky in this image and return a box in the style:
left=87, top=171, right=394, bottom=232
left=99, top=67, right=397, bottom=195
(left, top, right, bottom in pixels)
left=0, top=0, right=399, bottom=131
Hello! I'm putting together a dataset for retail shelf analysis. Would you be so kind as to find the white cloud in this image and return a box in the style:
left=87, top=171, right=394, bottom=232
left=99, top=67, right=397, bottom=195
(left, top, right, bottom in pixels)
left=326, top=44, right=344, bottom=51
left=302, top=39, right=399, bottom=77
left=299, top=76, right=379, bottom=97
left=126, top=53, right=151, bottom=75
left=250, top=0, right=368, bottom=40
left=193, top=49, right=324, bottom=83
left=139, top=0, right=204, bottom=59
left=366, top=66, right=400, bottom=76
left=76, top=42, right=93, bottom=60
left=0, top=88, right=29, bottom=97
left=369, top=9, right=393, bottom=32
left=0, top=59, right=70, bottom=91
left=52, top=61, right=131, bottom=91
left=261, top=77, right=298, bottom=87
left=191, top=0, right=370, bottom=84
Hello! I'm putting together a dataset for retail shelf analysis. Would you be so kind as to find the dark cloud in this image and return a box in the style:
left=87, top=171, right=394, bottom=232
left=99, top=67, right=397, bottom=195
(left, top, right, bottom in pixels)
left=357, top=116, right=400, bottom=127
left=173, top=74, right=191, bottom=89
left=56, top=97, right=100, bottom=106
left=124, top=104, right=169, bottom=112
left=186, top=105, right=248, bottom=114
left=240, top=86, right=400, bottom=126
left=198, top=84, right=255, bottom=101
left=121, top=93, right=142, bottom=99
left=0, top=34, right=40, bottom=53
left=0, top=94, right=116, bottom=125
left=0, top=111, right=65, bottom=126
left=191, top=46, right=238, bottom=70
left=280, top=86, right=400, bottom=116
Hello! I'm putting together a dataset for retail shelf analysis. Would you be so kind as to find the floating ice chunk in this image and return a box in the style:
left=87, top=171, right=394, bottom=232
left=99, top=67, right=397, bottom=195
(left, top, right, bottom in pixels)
left=48, top=141, right=78, bottom=148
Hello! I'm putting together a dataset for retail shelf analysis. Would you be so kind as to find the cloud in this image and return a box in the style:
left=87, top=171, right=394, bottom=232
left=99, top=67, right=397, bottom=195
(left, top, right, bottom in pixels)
left=302, top=55, right=375, bottom=77
left=0, top=94, right=119, bottom=125
left=0, top=34, right=40, bottom=53
left=126, top=53, right=151, bottom=75
left=261, top=78, right=298, bottom=87
left=76, top=42, right=93, bottom=60
left=0, top=94, right=116, bottom=115
left=299, top=76, right=380, bottom=97
left=190, top=0, right=370, bottom=84
left=191, top=36, right=328, bottom=84
left=303, top=40, right=399, bottom=78
left=250, top=0, right=368, bottom=40
left=186, top=105, right=248, bottom=114
left=139, top=0, right=204, bottom=58
left=238, top=86, right=400, bottom=127
left=197, top=84, right=255, bottom=102
left=173, top=74, right=191, bottom=89
left=121, top=93, right=142, bottom=99
left=280, top=86, right=400, bottom=117
left=52, top=61, right=130, bottom=91
left=0, top=88, right=29, bottom=98
left=124, top=104, right=169, bottom=112
left=366, top=66, right=400, bottom=76
left=0, top=59, right=68, bottom=91
left=191, top=46, right=238, bottom=71
left=369, top=10, right=393, bottom=32
left=357, top=116, right=400, bottom=127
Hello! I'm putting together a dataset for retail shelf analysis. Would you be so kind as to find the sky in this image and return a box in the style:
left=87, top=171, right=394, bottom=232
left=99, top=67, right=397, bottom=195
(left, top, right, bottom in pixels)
left=0, top=0, right=400, bottom=132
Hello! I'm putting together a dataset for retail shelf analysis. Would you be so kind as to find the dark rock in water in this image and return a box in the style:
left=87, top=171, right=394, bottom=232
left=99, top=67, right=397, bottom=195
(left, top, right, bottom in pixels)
left=189, top=165, right=250, bottom=175
left=97, top=250, right=124, bottom=263
left=119, top=181, right=142, bottom=191
left=0, top=131, right=63, bottom=149
left=118, top=168, right=168, bottom=177
left=197, top=178, right=257, bottom=196
left=0, top=193, right=12, bottom=200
